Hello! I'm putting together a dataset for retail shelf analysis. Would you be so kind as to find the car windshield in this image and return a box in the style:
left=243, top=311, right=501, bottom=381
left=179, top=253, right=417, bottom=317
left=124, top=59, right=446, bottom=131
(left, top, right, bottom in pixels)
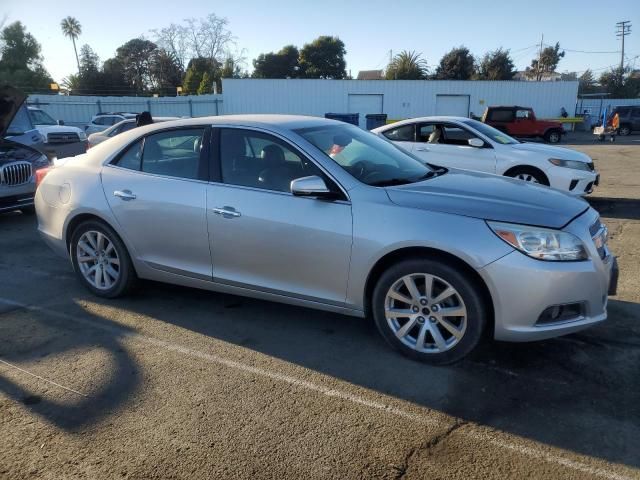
left=294, top=124, right=435, bottom=186
left=462, top=119, right=520, bottom=145
left=28, top=109, right=57, bottom=126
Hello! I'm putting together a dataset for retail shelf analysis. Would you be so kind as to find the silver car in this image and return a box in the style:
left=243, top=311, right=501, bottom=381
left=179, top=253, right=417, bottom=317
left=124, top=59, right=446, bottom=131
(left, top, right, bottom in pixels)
left=35, top=115, right=618, bottom=364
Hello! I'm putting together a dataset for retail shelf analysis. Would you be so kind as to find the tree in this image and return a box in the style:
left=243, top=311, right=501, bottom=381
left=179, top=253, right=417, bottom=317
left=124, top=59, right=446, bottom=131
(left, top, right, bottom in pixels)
left=252, top=45, right=300, bottom=78
left=0, top=21, right=53, bottom=92
left=299, top=36, right=346, bottom=79
left=183, top=57, right=218, bottom=94
left=435, top=46, right=475, bottom=80
left=102, top=57, right=131, bottom=94
left=475, top=48, right=515, bottom=80
left=114, top=38, right=158, bottom=93
left=60, top=16, right=82, bottom=73
left=197, top=71, right=213, bottom=94
left=149, top=49, right=183, bottom=95
left=72, top=44, right=102, bottom=93
left=578, top=69, right=596, bottom=94
left=526, top=42, right=565, bottom=81
left=385, top=50, right=428, bottom=80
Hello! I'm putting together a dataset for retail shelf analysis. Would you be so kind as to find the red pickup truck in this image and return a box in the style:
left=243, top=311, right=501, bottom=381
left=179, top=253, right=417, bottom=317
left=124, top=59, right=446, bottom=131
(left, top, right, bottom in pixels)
left=482, top=106, right=565, bottom=143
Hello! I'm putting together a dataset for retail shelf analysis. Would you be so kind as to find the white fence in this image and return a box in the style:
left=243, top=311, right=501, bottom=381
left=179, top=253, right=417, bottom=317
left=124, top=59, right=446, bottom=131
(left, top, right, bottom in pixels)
left=27, top=94, right=224, bottom=127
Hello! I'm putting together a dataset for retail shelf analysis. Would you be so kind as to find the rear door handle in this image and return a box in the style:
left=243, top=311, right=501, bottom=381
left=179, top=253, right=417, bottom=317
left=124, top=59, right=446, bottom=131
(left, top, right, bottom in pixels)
left=212, top=206, right=241, bottom=218
left=113, top=190, right=136, bottom=201
left=415, top=147, right=430, bottom=152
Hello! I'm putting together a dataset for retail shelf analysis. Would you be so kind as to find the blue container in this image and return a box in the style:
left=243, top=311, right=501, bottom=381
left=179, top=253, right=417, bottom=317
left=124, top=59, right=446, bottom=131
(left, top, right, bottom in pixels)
left=324, top=113, right=359, bottom=126
left=365, top=114, right=388, bottom=130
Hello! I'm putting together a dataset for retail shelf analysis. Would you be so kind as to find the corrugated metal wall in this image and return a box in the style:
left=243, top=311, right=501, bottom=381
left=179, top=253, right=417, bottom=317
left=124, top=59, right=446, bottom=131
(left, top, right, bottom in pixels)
left=222, top=79, right=579, bottom=120
left=576, top=97, right=640, bottom=118
left=26, top=94, right=224, bottom=127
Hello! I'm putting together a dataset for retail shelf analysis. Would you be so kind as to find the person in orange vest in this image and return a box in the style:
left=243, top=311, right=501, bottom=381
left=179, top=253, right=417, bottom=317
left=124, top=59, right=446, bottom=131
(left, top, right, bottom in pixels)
left=610, top=111, right=620, bottom=142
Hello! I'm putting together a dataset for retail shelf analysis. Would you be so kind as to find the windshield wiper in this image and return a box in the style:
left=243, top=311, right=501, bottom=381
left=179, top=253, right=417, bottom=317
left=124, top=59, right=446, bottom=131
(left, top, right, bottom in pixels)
left=368, top=178, right=415, bottom=187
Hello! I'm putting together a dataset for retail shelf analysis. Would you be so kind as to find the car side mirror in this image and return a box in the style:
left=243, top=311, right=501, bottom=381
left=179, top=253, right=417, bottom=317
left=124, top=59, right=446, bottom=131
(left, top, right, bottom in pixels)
left=57, top=119, right=65, bottom=125
left=291, top=176, right=336, bottom=199
left=467, top=138, right=485, bottom=148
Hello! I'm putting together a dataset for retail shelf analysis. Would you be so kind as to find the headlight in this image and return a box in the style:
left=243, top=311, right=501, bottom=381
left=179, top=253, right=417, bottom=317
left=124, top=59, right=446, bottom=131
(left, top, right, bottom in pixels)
left=487, top=221, right=588, bottom=261
left=548, top=158, right=591, bottom=171
left=78, top=131, right=87, bottom=141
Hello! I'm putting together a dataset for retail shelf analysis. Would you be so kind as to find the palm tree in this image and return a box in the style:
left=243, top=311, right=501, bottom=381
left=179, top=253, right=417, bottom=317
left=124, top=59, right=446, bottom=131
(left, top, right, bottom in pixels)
left=386, top=51, right=428, bottom=80
left=60, top=16, right=82, bottom=73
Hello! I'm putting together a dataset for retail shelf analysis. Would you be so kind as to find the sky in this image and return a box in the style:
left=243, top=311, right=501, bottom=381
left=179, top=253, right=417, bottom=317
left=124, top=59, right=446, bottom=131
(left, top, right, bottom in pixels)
left=3, top=0, right=639, bottom=83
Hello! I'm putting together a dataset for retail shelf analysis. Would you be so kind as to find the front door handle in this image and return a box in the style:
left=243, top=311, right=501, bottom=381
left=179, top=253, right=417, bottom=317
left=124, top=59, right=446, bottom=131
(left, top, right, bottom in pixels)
left=415, top=147, right=430, bottom=152
left=113, top=190, right=136, bottom=201
left=212, top=206, right=241, bottom=218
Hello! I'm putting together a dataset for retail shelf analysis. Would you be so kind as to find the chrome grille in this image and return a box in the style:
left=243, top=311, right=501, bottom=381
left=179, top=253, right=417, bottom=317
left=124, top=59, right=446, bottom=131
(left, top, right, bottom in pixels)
left=47, top=132, right=80, bottom=144
left=0, top=162, right=33, bottom=186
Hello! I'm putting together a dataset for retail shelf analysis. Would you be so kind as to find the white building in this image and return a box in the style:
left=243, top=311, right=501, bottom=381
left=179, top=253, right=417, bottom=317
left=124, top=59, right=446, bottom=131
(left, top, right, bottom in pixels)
left=223, top=79, right=578, bottom=128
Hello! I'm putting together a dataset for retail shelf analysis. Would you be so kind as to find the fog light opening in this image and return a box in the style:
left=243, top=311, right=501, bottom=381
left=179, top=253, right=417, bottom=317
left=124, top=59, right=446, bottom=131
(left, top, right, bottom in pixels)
left=537, top=302, right=585, bottom=326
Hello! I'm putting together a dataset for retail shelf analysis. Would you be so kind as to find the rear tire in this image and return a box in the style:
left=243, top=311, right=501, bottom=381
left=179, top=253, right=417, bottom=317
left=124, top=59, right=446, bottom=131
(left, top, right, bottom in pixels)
left=505, top=167, right=549, bottom=186
left=372, top=258, right=487, bottom=365
left=544, top=129, right=562, bottom=143
left=70, top=220, right=137, bottom=298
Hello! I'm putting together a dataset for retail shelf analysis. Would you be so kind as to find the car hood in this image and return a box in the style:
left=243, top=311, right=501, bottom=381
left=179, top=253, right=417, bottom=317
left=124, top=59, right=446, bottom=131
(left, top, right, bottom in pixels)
left=0, top=86, right=27, bottom=139
left=386, top=169, right=589, bottom=229
left=36, top=125, right=84, bottom=134
left=509, top=142, right=591, bottom=162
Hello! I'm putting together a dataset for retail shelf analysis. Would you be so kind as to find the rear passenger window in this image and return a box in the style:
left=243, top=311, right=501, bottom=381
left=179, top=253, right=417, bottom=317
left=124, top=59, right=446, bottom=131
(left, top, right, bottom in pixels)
left=383, top=124, right=415, bottom=142
left=141, top=128, right=205, bottom=180
left=115, top=140, right=143, bottom=170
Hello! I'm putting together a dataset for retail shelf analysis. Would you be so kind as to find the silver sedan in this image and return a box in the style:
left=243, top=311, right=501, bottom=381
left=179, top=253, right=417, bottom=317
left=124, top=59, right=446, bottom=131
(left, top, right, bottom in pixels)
left=35, top=115, right=618, bottom=364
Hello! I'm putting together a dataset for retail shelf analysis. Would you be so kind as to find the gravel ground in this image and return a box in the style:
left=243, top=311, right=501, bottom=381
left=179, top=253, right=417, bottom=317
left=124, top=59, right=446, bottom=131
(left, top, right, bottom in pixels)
left=0, top=137, right=639, bottom=479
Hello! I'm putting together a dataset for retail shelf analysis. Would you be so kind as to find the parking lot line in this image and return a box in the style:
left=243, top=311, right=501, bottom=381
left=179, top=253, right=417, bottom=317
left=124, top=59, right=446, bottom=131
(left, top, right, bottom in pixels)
left=0, top=296, right=636, bottom=480
left=0, top=358, right=88, bottom=397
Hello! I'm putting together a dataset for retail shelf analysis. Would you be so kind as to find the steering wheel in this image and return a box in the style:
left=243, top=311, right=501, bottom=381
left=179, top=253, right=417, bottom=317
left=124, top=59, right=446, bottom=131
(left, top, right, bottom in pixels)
left=349, top=161, right=368, bottom=180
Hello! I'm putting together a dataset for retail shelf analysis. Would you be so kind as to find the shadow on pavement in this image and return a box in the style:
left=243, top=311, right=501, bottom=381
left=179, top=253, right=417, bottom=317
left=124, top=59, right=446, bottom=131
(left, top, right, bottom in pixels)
left=0, top=303, right=141, bottom=431
left=87, top=281, right=640, bottom=469
left=588, top=197, right=640, bottom=220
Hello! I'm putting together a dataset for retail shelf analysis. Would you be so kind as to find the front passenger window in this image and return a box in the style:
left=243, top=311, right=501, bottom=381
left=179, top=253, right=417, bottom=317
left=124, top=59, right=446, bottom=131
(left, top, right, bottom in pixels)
left=220, top=129, right=325, bottom=193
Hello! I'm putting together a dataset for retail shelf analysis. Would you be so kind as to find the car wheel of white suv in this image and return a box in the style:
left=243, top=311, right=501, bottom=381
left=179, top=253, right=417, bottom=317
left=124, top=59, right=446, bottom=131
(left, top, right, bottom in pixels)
left=372, top=259, right=487, bottom=364
left=70, top=220, right=137, bottom=298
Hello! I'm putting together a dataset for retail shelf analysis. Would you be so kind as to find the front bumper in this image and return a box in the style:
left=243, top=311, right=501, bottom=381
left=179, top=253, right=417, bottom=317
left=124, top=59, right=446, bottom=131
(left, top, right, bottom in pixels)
left=0, top=181, right=36, bottom=213
left=547, top=166, right=598, bottom=196
left=480, top=250, right=616, bottom=342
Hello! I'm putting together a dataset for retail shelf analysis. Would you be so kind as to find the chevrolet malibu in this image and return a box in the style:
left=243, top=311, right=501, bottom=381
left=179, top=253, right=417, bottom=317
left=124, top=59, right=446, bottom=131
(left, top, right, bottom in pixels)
left=35, top=115, right=618, bottom=364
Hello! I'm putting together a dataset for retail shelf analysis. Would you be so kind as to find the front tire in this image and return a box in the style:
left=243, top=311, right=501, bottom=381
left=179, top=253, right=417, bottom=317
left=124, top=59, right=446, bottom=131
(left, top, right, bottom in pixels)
left=544, top=129, right=562, bottom=143
left=618, top=125, right=631, bottom=136
left=505, top=167, right=549, bottom=186
left=372, top=259, right=487, bottom=365
left=70, top=220, right=137, bottom=298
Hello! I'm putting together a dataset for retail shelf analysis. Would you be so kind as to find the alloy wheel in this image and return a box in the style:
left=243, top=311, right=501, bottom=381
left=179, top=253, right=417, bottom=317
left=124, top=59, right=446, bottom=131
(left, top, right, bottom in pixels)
left=384, top=273, right=467, bottom=354
left=76, top=230, right=121, bottom=290
left=515, top=173, right=540, bottom=183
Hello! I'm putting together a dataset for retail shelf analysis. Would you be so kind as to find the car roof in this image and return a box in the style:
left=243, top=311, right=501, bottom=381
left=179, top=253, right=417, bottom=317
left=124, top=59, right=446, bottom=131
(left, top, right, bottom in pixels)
left=133, top=114, right=343, bottom=132
left=372, top=116, right=470, bottom=131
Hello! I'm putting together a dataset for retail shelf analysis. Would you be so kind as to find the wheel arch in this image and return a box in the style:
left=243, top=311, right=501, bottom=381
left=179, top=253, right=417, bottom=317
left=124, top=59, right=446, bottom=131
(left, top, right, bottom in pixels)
left=503, top=165, right=550, bottom=185
left=363, top=246, right=495, bottom=337
left=64, top=211, right=126, bottom=254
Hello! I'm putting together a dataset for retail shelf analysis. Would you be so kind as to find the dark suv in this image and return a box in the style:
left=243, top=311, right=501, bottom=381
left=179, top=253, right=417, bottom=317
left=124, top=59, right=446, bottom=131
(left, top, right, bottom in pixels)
left=610, top=105, right=640, bottom=136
